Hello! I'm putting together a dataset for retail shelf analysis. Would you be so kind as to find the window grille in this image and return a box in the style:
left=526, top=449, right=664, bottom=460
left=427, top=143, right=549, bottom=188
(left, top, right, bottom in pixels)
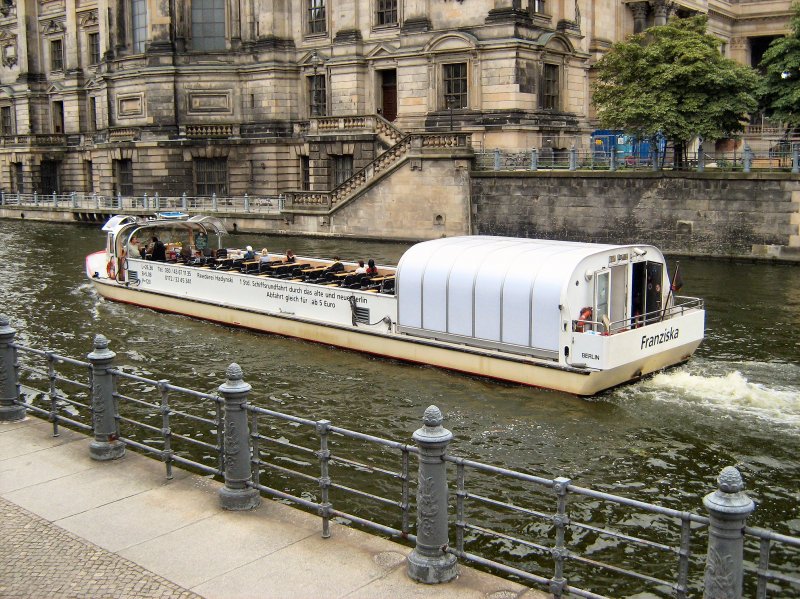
left=192, top=0, right=226, bottom=51
left=300, top=156, right=310, bottom=190
left=443, top=63, right=468, bottom=109
left=308, top=75, right=327, bottom=116
left=308, top=0, right=326, bottom=34
left=194, top=158, right=228, bottom=196
left=542, top=63, right=560, bottom=110
left=50, top=39, right=64, bottom=71
left=10, top=162, right=23, bottom=193
left=41, top=160, right=60, bottom=194
left=331, top=155, right=353, bottom=187
left=0, top=106, right=11, bottom=135
left=115, top=159, right=134, bottom=196
left=376, top=0, right=397, bottom=26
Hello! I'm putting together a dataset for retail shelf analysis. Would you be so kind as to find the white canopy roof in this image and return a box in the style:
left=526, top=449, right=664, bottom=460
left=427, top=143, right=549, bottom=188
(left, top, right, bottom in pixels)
left=396, top=236, right=650, bottom=355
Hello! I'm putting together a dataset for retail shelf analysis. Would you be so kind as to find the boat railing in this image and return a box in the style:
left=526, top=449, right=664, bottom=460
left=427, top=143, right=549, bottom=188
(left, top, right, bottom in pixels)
left=572, top=296, right=704, bottom=334
left=5, top=323, right=799, bottom=598
left=0, top=191, right=285, bottom=214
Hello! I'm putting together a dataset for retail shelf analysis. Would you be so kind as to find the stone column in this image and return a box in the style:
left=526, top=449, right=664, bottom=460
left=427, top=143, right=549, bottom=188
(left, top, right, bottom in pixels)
left=407, top=405, right=458, bottom=584
left=87, top=335, right=125, bottom=461
left=651, top=0, right=673, bottom=27
left=146, top=0, right=173, bottom=53
left=64, top=0, right=79, bottom=71
left=218, top=363, right=261, bottom=510
left=703, top=466, right=755, bottom=599
left=629, top=1, right=649, bottom=34
left=0, top=315, right=25, bottom=422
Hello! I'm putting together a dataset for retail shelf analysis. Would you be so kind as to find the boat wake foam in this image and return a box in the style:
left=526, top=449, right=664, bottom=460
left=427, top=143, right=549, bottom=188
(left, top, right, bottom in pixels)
left=641, top=368, right=800, bottom=427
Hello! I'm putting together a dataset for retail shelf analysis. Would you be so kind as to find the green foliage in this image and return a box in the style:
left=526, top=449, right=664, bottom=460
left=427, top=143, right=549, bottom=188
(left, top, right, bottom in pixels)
left=592, top=16, right=759, bottom=145
left=758, top=3, right=800, bottom=126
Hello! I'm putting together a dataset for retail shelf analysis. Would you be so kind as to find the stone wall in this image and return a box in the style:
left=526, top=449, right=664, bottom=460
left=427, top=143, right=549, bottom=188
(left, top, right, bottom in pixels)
left=471, top=171, right=800, bottom=257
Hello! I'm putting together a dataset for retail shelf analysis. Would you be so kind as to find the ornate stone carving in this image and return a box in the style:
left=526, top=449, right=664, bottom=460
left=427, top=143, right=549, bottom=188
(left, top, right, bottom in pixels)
left=417, top=473, right=437, bottom=538
left=79, top=10, right=98, bottom=29
left=41, top=18, right=65, bottom=35
left=704, top=546, right=737, bottom=598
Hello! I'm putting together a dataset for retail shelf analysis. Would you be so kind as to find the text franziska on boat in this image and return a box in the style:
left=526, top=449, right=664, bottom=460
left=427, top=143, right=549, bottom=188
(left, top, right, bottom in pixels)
left=86, top=214, right=705, bottom=395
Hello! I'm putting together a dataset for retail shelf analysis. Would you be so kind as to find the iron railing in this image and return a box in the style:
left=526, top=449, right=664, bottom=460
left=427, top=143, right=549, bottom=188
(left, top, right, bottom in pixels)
left=0, top=191, right=284, bottom=214
left=3, top=323, right=799, bottom=598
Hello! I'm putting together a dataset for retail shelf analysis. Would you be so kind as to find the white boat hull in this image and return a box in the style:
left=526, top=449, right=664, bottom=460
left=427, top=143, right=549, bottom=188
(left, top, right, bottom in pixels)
left=89, top=278, right=703, bottom=396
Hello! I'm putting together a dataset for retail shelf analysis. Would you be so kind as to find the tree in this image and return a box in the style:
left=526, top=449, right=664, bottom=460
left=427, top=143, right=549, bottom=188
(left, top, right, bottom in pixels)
left=758, top=3, right=800, bottom=128
left=592, top=16, right=759, bottom=163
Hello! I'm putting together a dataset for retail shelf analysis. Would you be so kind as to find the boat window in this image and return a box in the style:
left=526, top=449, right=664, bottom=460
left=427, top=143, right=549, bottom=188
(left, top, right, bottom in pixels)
left=595, top=271, right=609, bottom=330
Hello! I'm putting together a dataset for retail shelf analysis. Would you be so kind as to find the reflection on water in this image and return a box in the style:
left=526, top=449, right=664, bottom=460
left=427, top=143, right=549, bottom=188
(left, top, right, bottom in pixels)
left=2, top=219, right=800, bottom=592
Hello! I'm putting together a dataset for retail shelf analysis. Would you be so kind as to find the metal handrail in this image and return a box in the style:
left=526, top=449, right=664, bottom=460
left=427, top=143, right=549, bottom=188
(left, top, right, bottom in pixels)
left=572, top=296, right=704, bottom=334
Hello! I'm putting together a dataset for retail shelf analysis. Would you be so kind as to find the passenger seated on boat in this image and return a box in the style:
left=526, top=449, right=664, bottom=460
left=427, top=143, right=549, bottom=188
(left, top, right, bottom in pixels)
left=128, top=237, right=142, bottom=259
left=284, top=249, right=296, bottom=263
left=243, top=246, right=256, bottom=260
left=354, top=260, right=367, bottom=275
left=366, top=259, right=378, bottom=276
left=216, top=248, right=228, bottom=258
left=202, top=247, right=214, bottom=257
left=259, top=249, right=271, bottom=264
left=325, top=257, right=344, bottom=273
left=150, top=236, right=167, bottom=262
left=179, top=245, right=192, bottom=262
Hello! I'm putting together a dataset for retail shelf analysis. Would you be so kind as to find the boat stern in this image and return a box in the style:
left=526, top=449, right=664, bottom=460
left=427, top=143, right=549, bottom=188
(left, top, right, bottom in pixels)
left=86, top=250, right=109, bottom=280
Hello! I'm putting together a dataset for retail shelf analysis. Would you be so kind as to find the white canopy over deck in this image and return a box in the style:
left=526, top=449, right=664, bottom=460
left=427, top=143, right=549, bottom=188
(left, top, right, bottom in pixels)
left=396, top=236, right=666, bottom=359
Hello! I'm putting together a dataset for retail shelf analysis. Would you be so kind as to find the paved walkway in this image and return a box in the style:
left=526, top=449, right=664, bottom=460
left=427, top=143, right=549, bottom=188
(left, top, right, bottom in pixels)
left=0, top=417, right=548, bottom=599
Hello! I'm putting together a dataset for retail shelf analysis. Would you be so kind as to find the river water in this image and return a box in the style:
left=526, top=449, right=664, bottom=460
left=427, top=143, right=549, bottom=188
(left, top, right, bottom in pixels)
left=1, top=219, right=799, bottom=595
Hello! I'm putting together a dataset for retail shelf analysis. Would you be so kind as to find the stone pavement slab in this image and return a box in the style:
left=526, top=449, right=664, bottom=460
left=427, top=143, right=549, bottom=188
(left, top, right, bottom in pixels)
left=1, top=416, right=550, bottom=599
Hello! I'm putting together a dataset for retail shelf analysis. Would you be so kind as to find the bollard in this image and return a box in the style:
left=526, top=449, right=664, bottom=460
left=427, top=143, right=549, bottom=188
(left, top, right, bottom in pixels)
left=154, top=192, right=160, bottom=210
left=218, top=363, right=261, bottom=510
left=609, top=149, right=617, bottom=172
left=530, top=148, right=538, bottom=172
left=493, top=149, right=501, bottom=171
left=0, top=315, right=25, bottom=422
left=34, top=191, right=38, bottom=205
left=407, top=405, right=458, bottom=584
left=87, top=335, right=125, bottom=461
left=181, top=191, right=187, bottom=211
left=212, top=192, right=218, bottom=211
left=52, top=191, right=57, bottom=207
left=71, top=191, right=77, bottom=208
left=703, top=466, right=755, bottom=599
left=792, top=145, right=799, bottom=175
left=143, top=192, right=149, bottom=210
left=568, top=146, right=577, bottom=171
left=743, top=145, right=752, bottom=174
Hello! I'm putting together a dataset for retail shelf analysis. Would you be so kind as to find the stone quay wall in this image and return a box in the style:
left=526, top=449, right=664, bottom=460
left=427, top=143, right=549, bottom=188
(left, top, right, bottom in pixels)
left=470, top=171, right=800, bottom=260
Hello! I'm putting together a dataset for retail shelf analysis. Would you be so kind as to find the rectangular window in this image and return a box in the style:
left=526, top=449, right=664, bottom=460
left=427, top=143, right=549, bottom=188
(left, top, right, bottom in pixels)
left=132, top=0, right=147, bottom=53
left=300, top=155, right=310, bottom=190
left=50, top=39, right=64, bottom=71
left=114, top=159, right=134, bottom=196
left=88, top=32, right=101, bottom=64
left=542, top=63, right=560, bottom=110
left=376, top=0, right=397, bottom=26
left=194, top=157, right=228, bottom=196
left=331, top=154, right=353, bottom=187
left=443, top=63, right=468, bottom=109
left=52, top=101, right=64, bottom=134
left=0, top=106, right=11, bottom=135
left=192, top=0, right=226, bottom=51
left=10, top=162, right=23, bottom=193
left=88, top=97, right=98, bottom=131
left=530, top=0, right=545, bottom=13
left=85, top=160, right=94, bottom=192
left=308, top=75, right=326, bottom=116
left=308, top=0, right=326, bottom=34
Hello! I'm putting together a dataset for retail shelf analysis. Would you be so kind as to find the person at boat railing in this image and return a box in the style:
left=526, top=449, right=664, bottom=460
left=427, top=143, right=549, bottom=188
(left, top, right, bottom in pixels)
left=366, top=259, right=378, bottom=276
left=243, top=245, right=256, bottom=260
left=354, top=260, right=367, bottom=275
left=284, top=249, right=296, bottom=263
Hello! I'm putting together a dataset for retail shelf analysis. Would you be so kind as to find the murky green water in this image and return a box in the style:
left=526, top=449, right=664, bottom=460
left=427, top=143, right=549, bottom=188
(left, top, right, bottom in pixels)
left=1, top=219, right=798, bottom=596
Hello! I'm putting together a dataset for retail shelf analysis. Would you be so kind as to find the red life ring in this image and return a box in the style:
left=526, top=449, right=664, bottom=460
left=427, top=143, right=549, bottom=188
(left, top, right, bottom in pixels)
left=576, top=307, right=593, bottom=333
left=106, top=259, right=116, bottom=280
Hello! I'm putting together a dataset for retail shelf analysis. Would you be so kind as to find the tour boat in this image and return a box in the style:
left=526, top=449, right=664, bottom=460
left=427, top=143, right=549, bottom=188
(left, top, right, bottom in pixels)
left=85, top=214, right=705, bottom=395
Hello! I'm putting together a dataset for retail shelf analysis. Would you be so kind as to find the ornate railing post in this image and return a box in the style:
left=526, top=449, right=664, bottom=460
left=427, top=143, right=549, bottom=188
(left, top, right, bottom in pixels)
left=791, top=144, right=799, bottom=175
left=568, top=146, right=577, bottom=171
left=0, top=315, right=25, bottom=422
left=703, top=466, right=755, bottom=599
left=609, top=149, right=617, bottom=172
left=407, top=405, right=458, bottom=584
left=697, top=139, right=705, bottom=173
left=71, top=191, right=77, bottom=208
left=181, top=192, right=188, bottom=211
left=743, top=145, right=752, bottom=174
left=244, top=193, right=250, bottom=213
left=550, top=476, right=571, bottom=597
left=218, top=363, right=260, bottom=510
left=143, top=192, right=149, bottom=210
left=652, top=145, right=661, bottom=171
left=493, top=149, right=501, bottom=171
left=212, top=192, right=218, bottom=211
left=87, top=335, right=125, bottom=461
left=530, top=148, right=538, bottom=172
left=154, top=192, right=160, bottom=210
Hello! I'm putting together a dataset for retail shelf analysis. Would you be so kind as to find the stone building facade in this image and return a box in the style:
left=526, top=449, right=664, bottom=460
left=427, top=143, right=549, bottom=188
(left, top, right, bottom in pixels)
left=0, top=0, right=793, bottom=200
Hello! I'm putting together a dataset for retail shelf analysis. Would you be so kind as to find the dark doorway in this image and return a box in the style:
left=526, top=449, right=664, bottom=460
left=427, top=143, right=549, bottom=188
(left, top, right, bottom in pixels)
left=380, top=70, right=397, bottom=122
left=51, top=101, right=64, bottom=134
left=40, top=160, right=60, bottom=193
left=749, top=36, right=781, bottom=70
left=631, top=260, right=664, bottom=326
